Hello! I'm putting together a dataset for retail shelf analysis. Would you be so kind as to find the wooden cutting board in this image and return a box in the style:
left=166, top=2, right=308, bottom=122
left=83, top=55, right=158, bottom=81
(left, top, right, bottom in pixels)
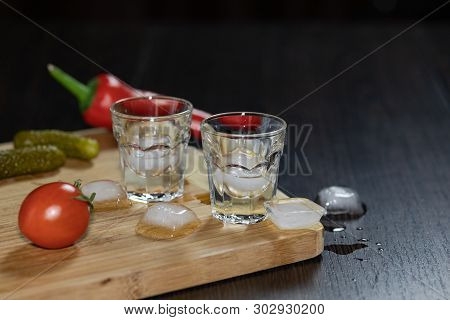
left=0, top=129, right=323, bottom=299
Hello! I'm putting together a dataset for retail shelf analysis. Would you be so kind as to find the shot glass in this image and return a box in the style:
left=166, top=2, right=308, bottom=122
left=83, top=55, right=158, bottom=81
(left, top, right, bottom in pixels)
left=111, top=96, right=192, bottom=203
left=201, top=112, right=287, bottom=224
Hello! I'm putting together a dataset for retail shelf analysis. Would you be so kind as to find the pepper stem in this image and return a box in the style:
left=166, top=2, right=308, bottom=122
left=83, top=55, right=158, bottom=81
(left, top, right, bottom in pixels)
left=47, top=64, right=91, bottom=108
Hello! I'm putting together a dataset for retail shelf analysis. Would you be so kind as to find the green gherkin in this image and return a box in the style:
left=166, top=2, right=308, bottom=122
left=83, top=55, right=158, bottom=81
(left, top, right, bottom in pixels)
left=0, top=145, right=65, bottom=179
left=14, top=130, right=99, bottom=160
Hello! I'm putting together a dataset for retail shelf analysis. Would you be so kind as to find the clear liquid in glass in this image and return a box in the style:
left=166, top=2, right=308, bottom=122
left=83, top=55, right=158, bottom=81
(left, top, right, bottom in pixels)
left=111, top=96, right=192, bottom=203
left=119, top=137, right=186, bottom=202
left=207, top=148, right=280, bottom=224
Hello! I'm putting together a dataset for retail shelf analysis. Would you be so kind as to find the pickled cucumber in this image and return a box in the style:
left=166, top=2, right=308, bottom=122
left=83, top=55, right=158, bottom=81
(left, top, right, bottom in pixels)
left=14, top=130, right=99, bottom=160
left=0, top=145, right=65, bottom=179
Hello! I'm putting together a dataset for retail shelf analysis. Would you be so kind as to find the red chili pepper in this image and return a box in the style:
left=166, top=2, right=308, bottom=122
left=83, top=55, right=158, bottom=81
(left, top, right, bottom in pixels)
left=47, top=64, right=210, bottom=139
left=217, top=114, right=262, bottom=131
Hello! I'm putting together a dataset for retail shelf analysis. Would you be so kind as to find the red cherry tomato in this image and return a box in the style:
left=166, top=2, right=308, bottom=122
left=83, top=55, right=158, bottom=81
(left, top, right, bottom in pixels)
left=18, top=182, right=91, bottom=249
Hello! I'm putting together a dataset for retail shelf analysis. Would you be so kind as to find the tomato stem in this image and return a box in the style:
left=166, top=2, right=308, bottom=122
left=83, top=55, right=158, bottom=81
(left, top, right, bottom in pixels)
left=73, top=179, right=82, bottom=189
left=74, top=192, right=96, bottom=212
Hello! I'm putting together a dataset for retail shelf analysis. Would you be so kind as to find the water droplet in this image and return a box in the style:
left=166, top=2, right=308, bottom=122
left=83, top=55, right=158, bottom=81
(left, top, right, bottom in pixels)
left=376, top=242, right=382, bottom=246
left=378, top=248, right=384, bottom=253
left=358, top=238, right=369, bottom=242
left=356, top=227, right=363, bottom=230
left=351, top=278, right=356, bottom=282
left=354, top=257, right=369, bottom=262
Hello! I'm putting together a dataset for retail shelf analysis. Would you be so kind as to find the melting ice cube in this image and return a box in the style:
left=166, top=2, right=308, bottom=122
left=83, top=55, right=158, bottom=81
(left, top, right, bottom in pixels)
left=221, top=165, right=270, bottom=197
left=316, top=186, right=365, bottom=215
left=124, top=136, right=179, bottom=176
left=215, top=149, right=271, bottom=198
left=136, top=203, right=200, bottom=240
left=265, top=198, right=325, bottom=230
left=81, top=180, right=131, bottom=211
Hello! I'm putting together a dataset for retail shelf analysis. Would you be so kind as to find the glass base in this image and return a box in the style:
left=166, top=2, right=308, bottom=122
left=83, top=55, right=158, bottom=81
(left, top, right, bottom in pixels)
left=128, top=191, right=183, bottom=203
left=212, top=211, right=267, bottom=225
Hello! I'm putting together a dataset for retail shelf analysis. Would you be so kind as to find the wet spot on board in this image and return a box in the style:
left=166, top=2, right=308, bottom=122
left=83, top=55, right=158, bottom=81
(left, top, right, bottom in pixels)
left=177, top=192, right=210, bottom=205
left=196, top=193, right=211, bottom=205
left=100, top=278, right=112, bottom=285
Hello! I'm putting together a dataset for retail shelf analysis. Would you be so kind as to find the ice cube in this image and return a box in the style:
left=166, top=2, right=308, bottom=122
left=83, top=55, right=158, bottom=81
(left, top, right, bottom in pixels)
left=316, top=186, right=365, bottom=215
left=127, top=144, right=173, bottom=174
left=222, top=165, right=270, bottom=197
left=81, top=180, right=131, bottom=211
left=124, top=136, right=179, bottom=176
left=215, top=149, right=270, bottom=197
left=136, top=203, right=200, bottom=240
left=265, top=198, right=325, bottom=230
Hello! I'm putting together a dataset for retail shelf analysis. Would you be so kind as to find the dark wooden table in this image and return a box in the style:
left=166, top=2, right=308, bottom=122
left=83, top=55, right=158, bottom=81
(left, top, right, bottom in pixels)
left=0, top=21, right=448, bottom=299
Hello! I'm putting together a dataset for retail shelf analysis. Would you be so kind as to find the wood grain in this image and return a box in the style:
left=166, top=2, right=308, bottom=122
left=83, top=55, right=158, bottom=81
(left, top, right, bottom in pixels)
left=0, top=129, right=323, bottom=299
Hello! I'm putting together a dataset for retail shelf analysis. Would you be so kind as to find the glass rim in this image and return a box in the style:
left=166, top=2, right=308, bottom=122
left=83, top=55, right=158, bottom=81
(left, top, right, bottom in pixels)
left=110, top=95, right=193, bottom=121
left=201, top=111, right=287, bottom=138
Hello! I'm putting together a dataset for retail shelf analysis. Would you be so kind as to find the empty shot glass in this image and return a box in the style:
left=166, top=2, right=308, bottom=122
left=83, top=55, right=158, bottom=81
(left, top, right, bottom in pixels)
left=111, top=96, right=192, bottom=203
left=201, top=112, right=287, bottom=224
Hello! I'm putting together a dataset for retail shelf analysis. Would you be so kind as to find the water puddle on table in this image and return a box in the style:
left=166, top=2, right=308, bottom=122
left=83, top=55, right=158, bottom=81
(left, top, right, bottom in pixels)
left=324, top=243, right=368, bottom=255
